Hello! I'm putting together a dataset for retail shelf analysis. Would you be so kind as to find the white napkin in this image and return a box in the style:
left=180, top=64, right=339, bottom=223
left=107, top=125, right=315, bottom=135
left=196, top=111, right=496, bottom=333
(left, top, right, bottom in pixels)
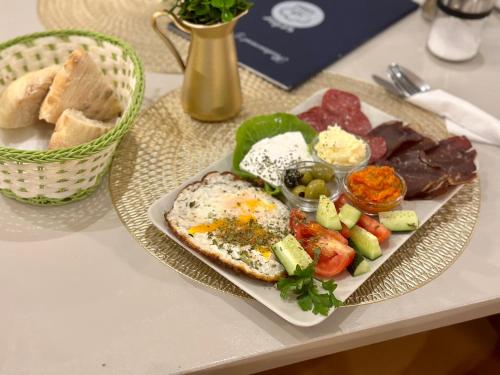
left=408, top=89, right=500, bottom=146
left=0, top=124, right=53, bottom=151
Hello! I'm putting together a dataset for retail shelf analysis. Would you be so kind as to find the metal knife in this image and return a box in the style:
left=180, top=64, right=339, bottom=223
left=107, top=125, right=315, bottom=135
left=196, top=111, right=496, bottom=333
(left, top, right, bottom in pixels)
left=372, top=74, right=408, bottom=98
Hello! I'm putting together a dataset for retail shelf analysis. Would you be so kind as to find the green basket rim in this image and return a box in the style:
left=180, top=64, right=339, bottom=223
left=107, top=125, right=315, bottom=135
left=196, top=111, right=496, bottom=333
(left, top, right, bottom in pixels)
left=0, top=29, right=144, bottom=164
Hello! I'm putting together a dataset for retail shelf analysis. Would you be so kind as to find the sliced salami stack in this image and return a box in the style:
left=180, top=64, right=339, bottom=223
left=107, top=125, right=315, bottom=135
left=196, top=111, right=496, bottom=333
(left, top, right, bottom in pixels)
left=297, top=89, right=387, bottom=163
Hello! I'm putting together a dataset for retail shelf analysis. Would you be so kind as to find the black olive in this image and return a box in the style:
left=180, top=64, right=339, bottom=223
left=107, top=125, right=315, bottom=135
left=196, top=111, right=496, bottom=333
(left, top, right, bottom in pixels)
left=284, top=168, right=302, bottom=188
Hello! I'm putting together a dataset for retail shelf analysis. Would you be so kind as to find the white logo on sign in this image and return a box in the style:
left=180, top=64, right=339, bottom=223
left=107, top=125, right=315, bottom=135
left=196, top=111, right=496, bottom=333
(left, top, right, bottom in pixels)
left=271, top=1, right=325, bottom=29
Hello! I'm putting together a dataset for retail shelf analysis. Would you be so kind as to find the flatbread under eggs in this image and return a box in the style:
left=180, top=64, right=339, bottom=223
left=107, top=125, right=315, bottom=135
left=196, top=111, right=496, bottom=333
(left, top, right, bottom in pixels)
left=165, top=172, right=289, bottom=282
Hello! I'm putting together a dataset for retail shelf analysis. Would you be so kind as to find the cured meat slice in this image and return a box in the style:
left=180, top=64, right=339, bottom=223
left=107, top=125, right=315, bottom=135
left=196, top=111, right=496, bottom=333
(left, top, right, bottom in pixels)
left=437, top=135, right=473, bottom=152
left=365, top=136, right=387, bottom=162
left=297, top=106, right=329, bottom=132
left=342, top=109, right=372, bottom=136
left=368, top=121, right=423, bottom=158
left=422, top=136, right=477, bottom=185
left=321, top=89, right=361, bottom=114
left=396, top=136, right=436, bottom=154
left=323, top=109, right=372, bottom=136
left=380, top=150, right=449, bottom=199
left=297, top=104, right=371, bottom=135
left=320, top=89, right=371, bottom=136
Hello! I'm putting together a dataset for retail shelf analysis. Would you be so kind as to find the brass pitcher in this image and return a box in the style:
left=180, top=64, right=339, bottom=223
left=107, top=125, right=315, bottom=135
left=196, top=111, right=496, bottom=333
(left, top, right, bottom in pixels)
left=152, top=10, right=247, bottom=122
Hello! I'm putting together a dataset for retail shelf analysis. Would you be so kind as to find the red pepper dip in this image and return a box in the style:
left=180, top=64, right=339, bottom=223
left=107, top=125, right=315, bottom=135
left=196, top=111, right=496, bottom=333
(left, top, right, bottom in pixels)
left=347, top=166, right=404, bottom=203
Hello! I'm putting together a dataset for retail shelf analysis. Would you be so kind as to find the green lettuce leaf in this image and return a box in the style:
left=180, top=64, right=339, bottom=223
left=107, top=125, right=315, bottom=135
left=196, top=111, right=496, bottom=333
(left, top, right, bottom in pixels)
left=232, top=113, right=318, bottom=179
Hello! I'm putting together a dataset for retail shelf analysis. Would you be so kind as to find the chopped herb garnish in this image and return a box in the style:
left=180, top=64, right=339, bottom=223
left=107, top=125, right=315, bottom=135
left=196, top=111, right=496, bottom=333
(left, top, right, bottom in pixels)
left=209, top=216, right=283, bottom=249
left=276, top=252, right=342, bottom=316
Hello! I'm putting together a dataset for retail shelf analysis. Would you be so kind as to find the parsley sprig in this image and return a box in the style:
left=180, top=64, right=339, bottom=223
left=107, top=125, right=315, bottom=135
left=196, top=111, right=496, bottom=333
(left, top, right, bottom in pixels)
left=276, top=253, right=342, bottom=316
left=169, top=0, right=252, bottom=25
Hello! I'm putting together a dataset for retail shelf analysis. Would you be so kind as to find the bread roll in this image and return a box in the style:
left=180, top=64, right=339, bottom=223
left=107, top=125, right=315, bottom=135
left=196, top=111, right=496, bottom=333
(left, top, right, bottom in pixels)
left=0, top=65, right=60, bottom=129
left=48, top=109, right=115, bottom=150
left=40, top=49, right=123, bottom=124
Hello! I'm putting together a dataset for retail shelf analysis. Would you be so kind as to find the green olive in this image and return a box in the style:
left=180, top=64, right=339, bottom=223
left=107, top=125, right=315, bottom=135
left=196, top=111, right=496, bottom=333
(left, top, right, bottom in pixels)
left=299, top=171, right=314, bottom=185
left=312, top=164, right=334, bottom=181
left=305, top=179, right=327, bottom=199
left=292, top=185, right=307, bottom=198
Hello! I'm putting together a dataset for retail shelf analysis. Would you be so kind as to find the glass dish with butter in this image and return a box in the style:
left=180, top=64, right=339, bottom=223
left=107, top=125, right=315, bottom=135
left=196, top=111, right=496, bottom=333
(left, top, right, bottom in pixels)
left=311, top=125, right=371, bottom=178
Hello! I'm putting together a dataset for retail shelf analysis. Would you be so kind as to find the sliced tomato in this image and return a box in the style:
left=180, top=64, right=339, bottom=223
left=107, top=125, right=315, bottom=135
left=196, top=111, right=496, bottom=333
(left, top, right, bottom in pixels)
left=289, top=209, right=308, bottom=239
left=315, top=254, right=352, bottom=278
left=289, top=208, right=355, bottom=277
left=330, top=227, right=349, bottom=245
left=302, top=237, right=355, bottom=277
left=289, top=208, right=307, bottom=227
left=300, top=222, right=348, bottom=245
left=335, top=194, right=349, bottom=210
left=357, top=215, right=391, bottom=243
left=302, top=237, right=355, bottom=275
left=334, top=195, right=391, bottom=243
left=340, top=223, right=351, bottom=239
left=290, top=209, right=347, bottom=245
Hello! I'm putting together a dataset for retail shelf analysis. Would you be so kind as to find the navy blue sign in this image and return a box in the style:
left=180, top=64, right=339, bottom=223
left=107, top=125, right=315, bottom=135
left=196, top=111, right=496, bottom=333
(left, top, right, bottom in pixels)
left=235, top=0, right=417, bottom=90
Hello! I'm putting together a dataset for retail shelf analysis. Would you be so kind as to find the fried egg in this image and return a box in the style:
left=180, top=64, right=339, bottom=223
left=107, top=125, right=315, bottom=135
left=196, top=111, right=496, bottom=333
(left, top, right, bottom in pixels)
left=166, top=172, right=289, bottom=282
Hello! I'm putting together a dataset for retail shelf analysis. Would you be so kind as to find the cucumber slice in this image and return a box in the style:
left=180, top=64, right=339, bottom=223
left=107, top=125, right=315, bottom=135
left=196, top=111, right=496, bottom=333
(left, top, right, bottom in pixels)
left=272, top=234, right=313, bottom=276
left=316, top=195, right=341, bottom=230
left=339, top=203, right=362, bottom=229
left=350, top=225, right=382, bottom=260
left=379, top=210, right=419, bottom=232
left=348, top=252, right=370, bottom=276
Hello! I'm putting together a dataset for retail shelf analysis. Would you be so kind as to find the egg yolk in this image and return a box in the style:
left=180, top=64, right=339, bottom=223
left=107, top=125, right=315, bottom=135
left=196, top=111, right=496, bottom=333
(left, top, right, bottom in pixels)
left=257, top=246, right=272, bottom=259
left=188, top=219, right=226, bottom=234
left=239, top=198, right=275, bottom=213
left=225, top=196, right=275, bottom=215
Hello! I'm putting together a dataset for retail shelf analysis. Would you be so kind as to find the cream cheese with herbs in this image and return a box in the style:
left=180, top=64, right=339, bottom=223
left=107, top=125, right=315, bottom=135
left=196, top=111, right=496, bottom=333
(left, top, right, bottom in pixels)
left=239, top=131, right=313, bottom=186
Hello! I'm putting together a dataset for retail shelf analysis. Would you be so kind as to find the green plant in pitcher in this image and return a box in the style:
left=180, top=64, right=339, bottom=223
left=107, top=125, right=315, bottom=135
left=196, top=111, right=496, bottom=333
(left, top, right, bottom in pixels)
left=168, top=0, right=253, bottom=24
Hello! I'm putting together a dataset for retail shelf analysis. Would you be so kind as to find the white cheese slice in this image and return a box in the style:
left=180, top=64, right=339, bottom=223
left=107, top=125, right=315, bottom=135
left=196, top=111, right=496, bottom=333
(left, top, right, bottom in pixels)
left=239, top=131, right=313, bottom=186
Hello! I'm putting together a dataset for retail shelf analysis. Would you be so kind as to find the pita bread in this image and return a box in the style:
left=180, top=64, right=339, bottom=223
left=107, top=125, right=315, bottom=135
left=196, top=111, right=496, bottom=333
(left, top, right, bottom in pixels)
left=0, top=65, right=59, bottom=129
left=48, top=109, right=115, bottom=150
left=40, top=49, right=122, bottom=124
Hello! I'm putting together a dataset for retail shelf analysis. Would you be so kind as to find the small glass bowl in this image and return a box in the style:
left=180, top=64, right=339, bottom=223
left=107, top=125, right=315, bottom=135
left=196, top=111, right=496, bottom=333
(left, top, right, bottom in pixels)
left=342, top=166, right=407, bottom=214
left=281, top=161, right=340, bottom=212
left=311, top=134, right=371, bottom=178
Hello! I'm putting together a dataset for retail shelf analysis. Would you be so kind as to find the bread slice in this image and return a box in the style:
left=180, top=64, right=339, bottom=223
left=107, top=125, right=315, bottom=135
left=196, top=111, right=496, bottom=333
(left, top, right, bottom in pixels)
left=48, top=109, right=114, bottom=149
left=39, top=49, right=122, bottom=124
left=0, top=65, right=60, bottom=129
left=165, top=172, right=288, bottom=283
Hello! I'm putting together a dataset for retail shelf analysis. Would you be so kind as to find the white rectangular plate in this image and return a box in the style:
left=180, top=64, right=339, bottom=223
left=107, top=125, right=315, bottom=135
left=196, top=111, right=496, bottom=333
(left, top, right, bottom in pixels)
left=148, top=89, right=462, bottom=327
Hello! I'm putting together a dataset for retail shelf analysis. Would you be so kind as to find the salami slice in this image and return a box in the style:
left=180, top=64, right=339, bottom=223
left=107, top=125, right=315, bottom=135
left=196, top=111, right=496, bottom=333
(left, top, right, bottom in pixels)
left=341, top=109, right=372, bottom=136
left=323, top=109, right=371, bottom=136
left=365, top=136, right=388, bottom=163
left=321, top=88, right=361, bottom=114
left=320, top=111, right=344, bottom=128
left=297, top=106, right=329, bottom=132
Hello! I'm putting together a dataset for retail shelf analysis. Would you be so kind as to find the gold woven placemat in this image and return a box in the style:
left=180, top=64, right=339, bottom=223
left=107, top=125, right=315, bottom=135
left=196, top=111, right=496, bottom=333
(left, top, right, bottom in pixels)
left=37, top=0, right=188, bottom=73
left=109, top=70, right=480, bottom=303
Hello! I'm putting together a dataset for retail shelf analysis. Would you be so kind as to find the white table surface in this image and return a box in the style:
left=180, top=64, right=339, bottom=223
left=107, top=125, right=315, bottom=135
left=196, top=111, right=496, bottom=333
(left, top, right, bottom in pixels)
left=2, top=2, right=500, bottom=375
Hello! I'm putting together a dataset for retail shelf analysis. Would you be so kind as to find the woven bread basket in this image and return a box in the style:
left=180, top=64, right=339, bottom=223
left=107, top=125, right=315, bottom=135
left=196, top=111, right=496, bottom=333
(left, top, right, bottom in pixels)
left=0, top=30, right=144, bottom=205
